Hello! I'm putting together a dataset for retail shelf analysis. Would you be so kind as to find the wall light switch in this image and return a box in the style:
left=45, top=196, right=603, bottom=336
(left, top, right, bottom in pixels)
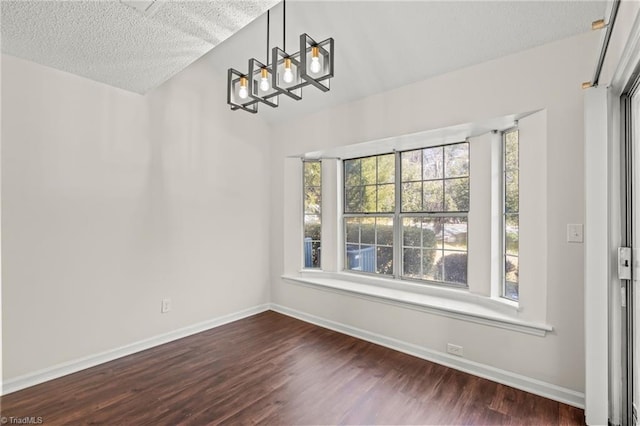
left=567, top=224, right=583, bottom=243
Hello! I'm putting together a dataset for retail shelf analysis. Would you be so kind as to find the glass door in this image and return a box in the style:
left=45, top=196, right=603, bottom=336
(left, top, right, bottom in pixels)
left=633, top=86, right=640, bottom=426
left=623, top=73, right=640, bottom=426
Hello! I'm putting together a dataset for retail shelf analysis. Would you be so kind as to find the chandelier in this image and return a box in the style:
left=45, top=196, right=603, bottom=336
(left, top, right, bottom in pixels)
left=227, top=1, right=334, bottom=114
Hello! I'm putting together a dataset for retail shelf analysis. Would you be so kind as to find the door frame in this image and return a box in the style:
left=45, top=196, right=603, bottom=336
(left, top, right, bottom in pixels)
left=585, top=9, right=640, bottom=425
left=607, top=14, right=640, bottom=425
left=621, top=77, right=638, bottom=426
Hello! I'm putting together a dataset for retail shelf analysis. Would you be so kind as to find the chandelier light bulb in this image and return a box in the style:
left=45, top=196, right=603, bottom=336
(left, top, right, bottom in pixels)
left=283, top=58, right=294, bottom=83
left=238, top=76, right=248, bottom=99
left=227, top=32, right=334, bottom=114
left=310, top=46, right=321, bottom=74
left=259, top=68, right=270, bottom=92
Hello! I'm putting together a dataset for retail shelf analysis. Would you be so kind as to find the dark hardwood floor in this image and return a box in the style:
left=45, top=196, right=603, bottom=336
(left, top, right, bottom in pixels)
left=1, top=310, right=584, bottom=425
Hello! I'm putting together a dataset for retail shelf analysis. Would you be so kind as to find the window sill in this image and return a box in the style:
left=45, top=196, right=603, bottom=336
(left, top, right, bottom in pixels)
left=282, top=271, right=552, bottom=337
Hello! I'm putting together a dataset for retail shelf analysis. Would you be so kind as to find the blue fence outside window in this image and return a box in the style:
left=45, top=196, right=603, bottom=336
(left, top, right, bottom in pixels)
left=346, top=246, right=375, bottom=273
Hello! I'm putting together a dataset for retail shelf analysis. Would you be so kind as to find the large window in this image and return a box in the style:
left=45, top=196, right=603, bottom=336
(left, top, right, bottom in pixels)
left=303, top=161, right=321, bottom=268
left=343, top=154, right=395, bottom=275
left=400, top=144, right=469, bottom=285
left=503, top=130, right=519, bottom=300
left=343, top=143, right=469, bottom=286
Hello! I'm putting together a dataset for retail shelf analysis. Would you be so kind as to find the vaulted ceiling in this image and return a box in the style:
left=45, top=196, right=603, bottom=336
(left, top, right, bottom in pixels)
left=1, top=1, right=607, bottom=121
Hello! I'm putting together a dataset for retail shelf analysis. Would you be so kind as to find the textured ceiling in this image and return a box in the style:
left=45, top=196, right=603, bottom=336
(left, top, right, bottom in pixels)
left=0, top=0, right=279, bottom=94
left=1, top=0, right=607, bottom=120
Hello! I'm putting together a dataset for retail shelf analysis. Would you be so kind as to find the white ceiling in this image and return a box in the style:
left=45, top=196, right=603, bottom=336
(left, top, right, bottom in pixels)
left=1, top=1, right=607, bottom=121
left=210, top=0, right=607, bottom=122
left=0, top=0, right=278, bottom=94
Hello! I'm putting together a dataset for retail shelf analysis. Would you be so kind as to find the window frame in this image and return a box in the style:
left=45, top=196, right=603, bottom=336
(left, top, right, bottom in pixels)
left=303, top=160, right=322, bottom=269
left=342, top=152, right=396, bottom=277
left=342, top=142, right=470, bottom=288
left=501, top=127, right=519, bottom=301
left=343, top=214, right=395, bottom=276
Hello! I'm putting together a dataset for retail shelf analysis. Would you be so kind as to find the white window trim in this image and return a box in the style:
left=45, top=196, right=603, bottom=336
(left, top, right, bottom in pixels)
left=281, top=270, right=549, bottom=336
left=285, top=111, right=549, bottom=331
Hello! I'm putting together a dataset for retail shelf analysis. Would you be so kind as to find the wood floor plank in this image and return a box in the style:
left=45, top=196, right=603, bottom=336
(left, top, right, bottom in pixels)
left=0, top=311, right=585, bottom=425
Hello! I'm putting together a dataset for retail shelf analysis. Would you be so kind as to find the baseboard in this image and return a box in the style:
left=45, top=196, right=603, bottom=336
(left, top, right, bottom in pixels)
left=270, top=303, right=585, bottom=409
left=2, top=304, right=270, bottom=396
left=3, top=302, right=585, bottom=408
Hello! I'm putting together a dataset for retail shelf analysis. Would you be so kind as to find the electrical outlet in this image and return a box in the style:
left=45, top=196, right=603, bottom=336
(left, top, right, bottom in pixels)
left=446, top=343, right=463, bottom=357
left=161, top=298, right=171, bottom=313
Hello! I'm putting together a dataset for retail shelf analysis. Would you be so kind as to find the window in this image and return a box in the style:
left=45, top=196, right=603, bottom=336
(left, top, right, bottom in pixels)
left=344, top=154, right=395, bottom=214
left=343, top=143, right=469, bottom=285
left=503, top=130, right=519, bottom=300
left=400, top=144, right=469, bottom=285
left=343, top=154, right=395, bottom=275
left=303, top=161, right=321, bottom=268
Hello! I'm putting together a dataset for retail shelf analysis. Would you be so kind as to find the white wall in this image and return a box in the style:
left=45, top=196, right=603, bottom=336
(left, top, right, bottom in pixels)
left=270, top=31, right=598, bottom=395
left=584, top=86, right=610, bottom=426
left=1, top=53, right=271, bottom=380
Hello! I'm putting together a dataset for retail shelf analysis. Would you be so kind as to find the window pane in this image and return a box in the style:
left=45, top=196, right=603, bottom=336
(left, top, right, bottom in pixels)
left=422, top=218, right=441, bottom=249
left=304, top=161, right=321, bottom=187
left=304, top=161, right=321, bottom=269
left=361, top=217, right=375, bottom=245
left=345, top=218, right=360, bottom=243
left=505, top=280, right=519, bottom=301
left=423, top=180, right=444, bottom=212
left=346, top=217, right=394, bottom=276
left=346, top=244, right=361, bottom=270
left=423, top=147, right=444, bottom=180
left=345, top=186, right=363, bottom=213
left=304, top=187, right=321, bottom=214
left=377, top=217, right=394, bottom=246
left=310, top=242, right=321, bottom=268
left=445, top=143, right=469, bottom=178
left=377, top=246, right=393, bottom=275
left=304, top=217, right=321, bottom=240
left=444, top=218, right=467, bottom=250
left=402, top=182, right=422, bottom=212
left=423, top=249, right=441, bottom=281
left=506, top=214, right=519, bottom=256
left=505, top=171, right=519, bottom=213
left=363, top=185, right=377, bottom=212
left=403, top=218, right=422, bottom=247
left=440, top=251, right=467, bottom=284
left=377, top=184, right=395, bottom=212
left=444, top=177, right=469, bottom=212
left=361, top=157, right=377, bottom=185
left=503, top=129, right=519, bottom=300
left=401, top=150, right=422, bottom=182
left=377, top=154, right=395, bottom=184
left=505, top=255, right=519, bottom=286
left=403, top=248, right=421, bottom=277
left=344, top=159, right=361, bottom=187
left=357, top=245, right=376, bottom=273
left=505, top=131, right=518, bottom=170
